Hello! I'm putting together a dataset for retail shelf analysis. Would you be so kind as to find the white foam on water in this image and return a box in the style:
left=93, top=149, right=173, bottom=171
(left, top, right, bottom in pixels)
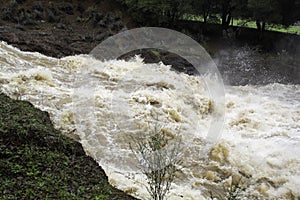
left=0, top=41, right=299, bottom=199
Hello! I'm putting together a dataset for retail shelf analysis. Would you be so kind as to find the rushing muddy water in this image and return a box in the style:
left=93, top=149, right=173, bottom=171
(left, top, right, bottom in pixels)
left=0, top=41, right=299, bottom=199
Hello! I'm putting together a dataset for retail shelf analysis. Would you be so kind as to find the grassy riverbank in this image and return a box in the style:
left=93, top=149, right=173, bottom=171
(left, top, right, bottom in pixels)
left=184, top=15, right=300, bottom=35
left=0, top=93, right=137, bottom=200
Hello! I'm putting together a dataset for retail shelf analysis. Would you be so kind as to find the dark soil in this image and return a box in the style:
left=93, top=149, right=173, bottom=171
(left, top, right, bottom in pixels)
left=0, top=0, right=133, bottom=57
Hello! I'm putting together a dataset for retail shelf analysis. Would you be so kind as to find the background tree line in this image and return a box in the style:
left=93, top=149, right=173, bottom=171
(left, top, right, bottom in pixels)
left=116, top=0, right=300, bottom=31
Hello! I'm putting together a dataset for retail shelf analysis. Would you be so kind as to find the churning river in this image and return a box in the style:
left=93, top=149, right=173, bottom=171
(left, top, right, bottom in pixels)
left=0, top=41, right=299, bottom=199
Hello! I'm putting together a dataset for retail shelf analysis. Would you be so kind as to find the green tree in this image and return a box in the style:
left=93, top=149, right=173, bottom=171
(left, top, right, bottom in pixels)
left=163, top=0, right=193, bottom=25
left=191, top=0, right=217, bottom=23
left=219, top=0, right=235, bottom=29
left=116, top=0, right=192, bottom=26
left=231, top=0, right=249, bottom=20
left=247, top=0, right=281, bottom=31
left=277, top=0, right=300, bottom=26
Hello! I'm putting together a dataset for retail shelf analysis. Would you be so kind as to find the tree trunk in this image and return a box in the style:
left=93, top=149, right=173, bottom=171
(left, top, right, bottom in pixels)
left=221, top=1, right=232, bottom=30
left=256, top=20, right=266, bottom=32
left=226, top=12, right=231, bottom=27
left=203, top=11, right=208, bottom=23
left=221, top=12, right=227, bottom=27
left=222, top=13, right=231, bottom=29
left=256, top=20, right=261, bottom=31
left=256, top=20, right=265, bottom=39
left=262, top=22, right=266, bottom=31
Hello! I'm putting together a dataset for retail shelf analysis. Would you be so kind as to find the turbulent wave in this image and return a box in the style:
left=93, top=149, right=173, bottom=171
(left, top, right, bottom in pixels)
left=0, top=41, right=299, bottom=199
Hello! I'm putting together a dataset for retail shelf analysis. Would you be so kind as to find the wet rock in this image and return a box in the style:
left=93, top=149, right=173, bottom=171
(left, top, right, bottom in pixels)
left=162, top=53, right=197, bottom=75
left=119, top=49, right=197, bottom=75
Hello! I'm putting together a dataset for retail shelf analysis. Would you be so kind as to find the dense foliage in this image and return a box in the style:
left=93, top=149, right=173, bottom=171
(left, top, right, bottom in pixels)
left=115, top=0, right=193, bottom=26
left=117, top=0, right=300, bottom=30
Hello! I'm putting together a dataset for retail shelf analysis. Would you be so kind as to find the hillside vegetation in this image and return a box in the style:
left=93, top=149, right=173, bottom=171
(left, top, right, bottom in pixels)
left=0, top=93, right=137, bottom=200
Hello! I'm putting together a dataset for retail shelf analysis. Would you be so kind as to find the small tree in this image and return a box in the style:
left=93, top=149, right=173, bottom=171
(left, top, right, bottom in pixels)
left=129, top=123, right=182, bottom=200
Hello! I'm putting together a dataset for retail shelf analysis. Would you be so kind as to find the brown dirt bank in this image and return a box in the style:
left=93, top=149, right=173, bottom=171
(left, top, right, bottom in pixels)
left=0, top=0, right=299, bottom=84
left=0, top=0, right=134, bottom=57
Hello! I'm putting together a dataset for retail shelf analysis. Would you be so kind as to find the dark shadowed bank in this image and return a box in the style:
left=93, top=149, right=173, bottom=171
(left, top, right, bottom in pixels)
left=0, top=93, right=137, bottom=199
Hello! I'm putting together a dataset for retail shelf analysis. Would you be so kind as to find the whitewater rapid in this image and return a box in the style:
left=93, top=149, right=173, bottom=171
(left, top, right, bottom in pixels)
left=0, top=41, right=299, bottom=199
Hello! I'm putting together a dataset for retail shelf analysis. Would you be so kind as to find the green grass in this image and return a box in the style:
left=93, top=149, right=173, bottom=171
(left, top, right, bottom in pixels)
left=183, top=14, right=300, bottom=35
left=0, top=93, right=137, bottom=200
left=232, top=19, right=300, bottom=34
